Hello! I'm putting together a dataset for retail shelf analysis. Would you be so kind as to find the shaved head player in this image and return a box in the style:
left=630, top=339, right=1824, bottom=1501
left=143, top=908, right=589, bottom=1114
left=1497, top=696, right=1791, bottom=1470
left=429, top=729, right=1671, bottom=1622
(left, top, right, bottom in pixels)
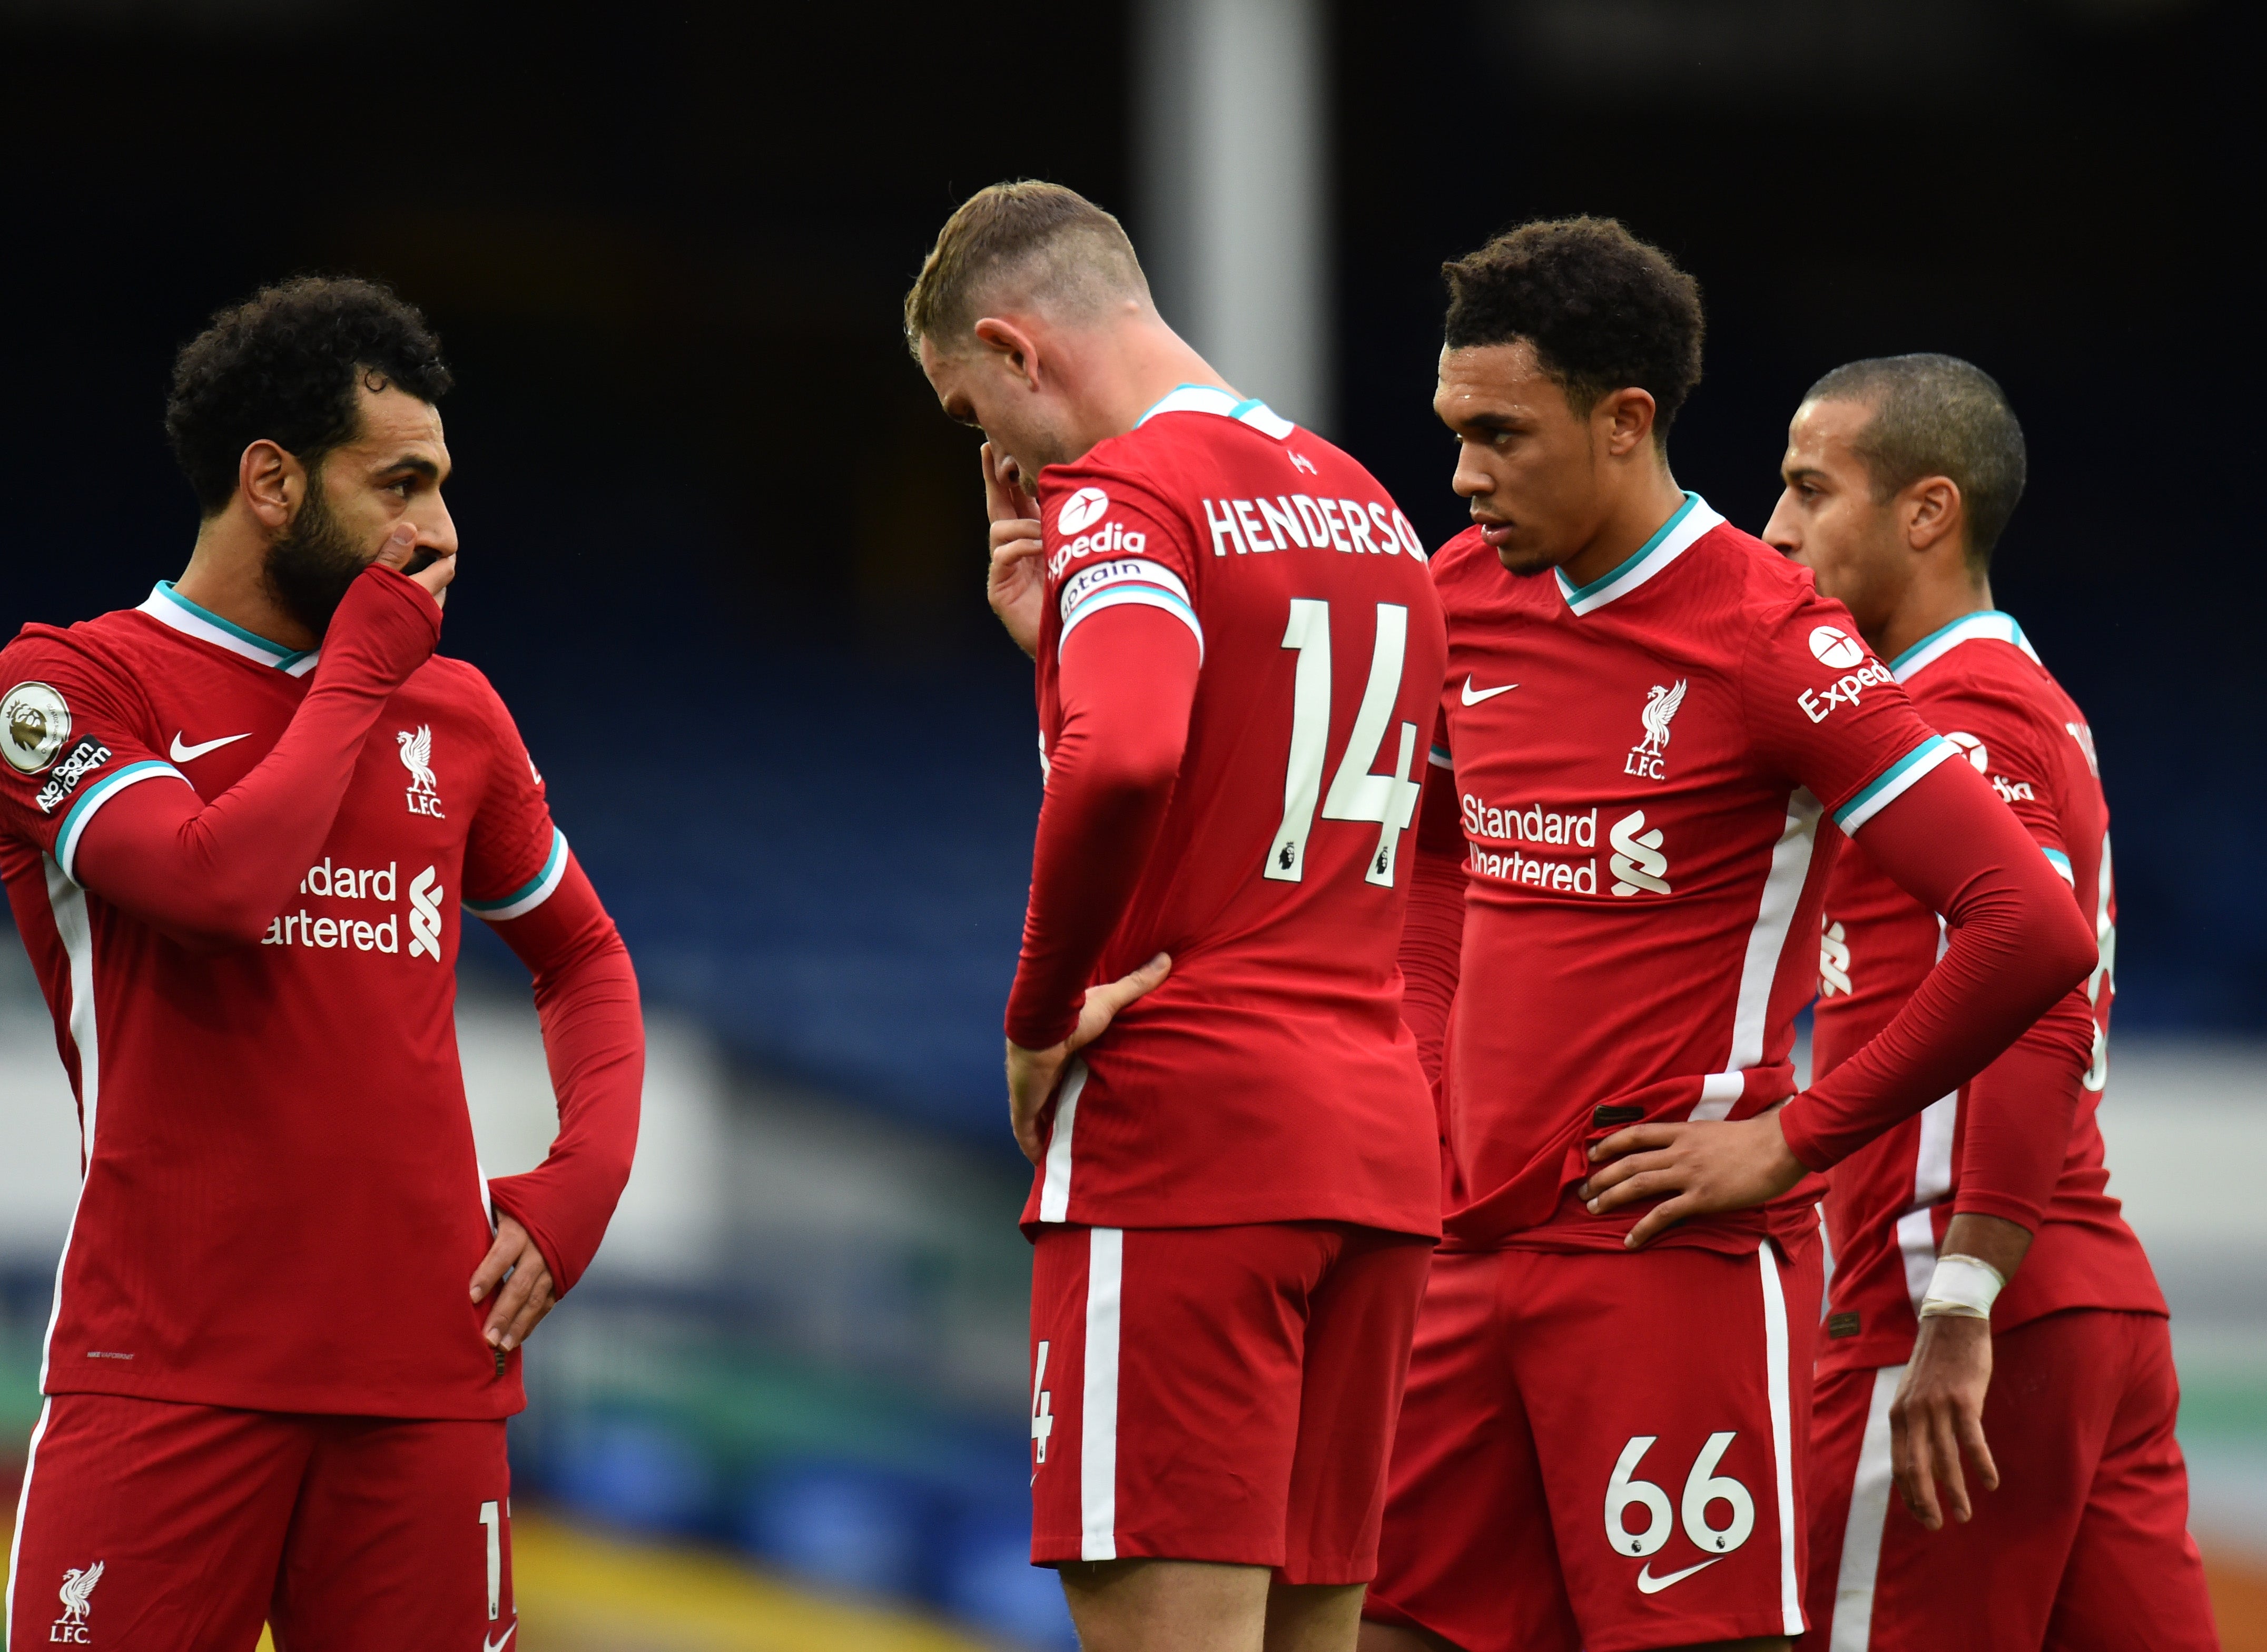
left=2, top=279, right=642, bottom=1649
left=911, top=182, right=1446, bottom=1652
left=1767, top=355, right=2216, bottom=1651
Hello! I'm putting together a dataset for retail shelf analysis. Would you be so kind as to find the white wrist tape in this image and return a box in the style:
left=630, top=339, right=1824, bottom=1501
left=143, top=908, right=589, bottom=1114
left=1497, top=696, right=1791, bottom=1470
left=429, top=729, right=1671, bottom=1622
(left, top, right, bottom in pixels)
left=1919, top=1253, right=2006, bottom=1320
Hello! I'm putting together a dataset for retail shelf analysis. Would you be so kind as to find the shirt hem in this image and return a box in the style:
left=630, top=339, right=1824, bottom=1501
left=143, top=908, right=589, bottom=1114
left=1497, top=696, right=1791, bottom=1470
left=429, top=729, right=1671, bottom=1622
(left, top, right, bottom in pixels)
left=1020, top=1201, right=1440, bottom=1243
left=42, top=1369, right=527, bottom=1420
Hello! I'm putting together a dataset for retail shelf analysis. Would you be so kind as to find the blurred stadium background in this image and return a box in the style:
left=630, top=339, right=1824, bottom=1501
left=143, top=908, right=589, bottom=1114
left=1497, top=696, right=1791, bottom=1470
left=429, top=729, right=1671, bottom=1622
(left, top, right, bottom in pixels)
left=0, top=0, right=2256, bottom=1645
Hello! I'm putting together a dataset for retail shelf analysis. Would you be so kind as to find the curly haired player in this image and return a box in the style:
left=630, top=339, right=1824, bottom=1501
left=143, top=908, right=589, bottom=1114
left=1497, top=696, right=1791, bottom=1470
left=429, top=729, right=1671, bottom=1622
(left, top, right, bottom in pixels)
left=2, top=278, right=642, bottom=1650
left=1359, top=222, right=2093, bottom=1652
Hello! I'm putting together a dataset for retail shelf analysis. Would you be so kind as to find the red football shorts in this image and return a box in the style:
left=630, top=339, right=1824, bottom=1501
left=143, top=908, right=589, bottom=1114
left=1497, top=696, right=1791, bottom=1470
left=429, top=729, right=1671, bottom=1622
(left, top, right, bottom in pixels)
left=1809, top=1307, right=2217, bottom=1650
left=1027, top=1221, right=1432, bottom=1583
left=1366, top=1233, right=1822, bottom=1652
left=6, top=1393, right=515, bottom=1651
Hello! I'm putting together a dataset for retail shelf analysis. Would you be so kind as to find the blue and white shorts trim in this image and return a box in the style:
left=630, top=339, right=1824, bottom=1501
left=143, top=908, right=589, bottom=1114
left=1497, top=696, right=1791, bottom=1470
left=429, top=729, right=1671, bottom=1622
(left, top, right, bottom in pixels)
left=1834, top=737, right=1959, bottom=833
left=465, top=828, right=570, bottom=921
left=55, top=761, right=190, bottom=884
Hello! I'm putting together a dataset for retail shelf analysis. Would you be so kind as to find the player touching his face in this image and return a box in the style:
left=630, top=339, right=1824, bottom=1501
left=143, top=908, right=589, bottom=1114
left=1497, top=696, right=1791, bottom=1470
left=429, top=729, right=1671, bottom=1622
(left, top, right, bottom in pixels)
left=1762, top=355, right=2215, bottom=1651
left=911, top=182, right=1445, bottom=1652
left=2, top=278, right=640, bottom=1650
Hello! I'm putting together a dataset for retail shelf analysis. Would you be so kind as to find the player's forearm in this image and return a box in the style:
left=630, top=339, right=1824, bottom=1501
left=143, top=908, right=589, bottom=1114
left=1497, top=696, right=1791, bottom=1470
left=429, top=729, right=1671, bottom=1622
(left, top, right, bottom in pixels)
left=1004, top=610, right=1197, bottom=1049
left=1397, top=840, right=1465, bottom=1089
left=1947, top=987, right=2093, bottom=1234
left=1780, top=762, right=2094, bottom=1171
left=73, top=567, right=441, bottom=946
left=487, top=859, right=644, bottom=1295
left=1940, top=1212, right=2035, bottom=1289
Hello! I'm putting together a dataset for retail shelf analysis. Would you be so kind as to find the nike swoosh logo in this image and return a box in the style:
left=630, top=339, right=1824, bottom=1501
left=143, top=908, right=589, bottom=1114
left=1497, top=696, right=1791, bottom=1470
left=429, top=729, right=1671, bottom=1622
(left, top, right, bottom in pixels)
left=1461, top=676, right=1519, bottom=705
left=170, top=731, right=251, bottom=762
left=1636, top=1557, right=1724, bottom=1594
left=484, top=1624, right=518, bottom=1652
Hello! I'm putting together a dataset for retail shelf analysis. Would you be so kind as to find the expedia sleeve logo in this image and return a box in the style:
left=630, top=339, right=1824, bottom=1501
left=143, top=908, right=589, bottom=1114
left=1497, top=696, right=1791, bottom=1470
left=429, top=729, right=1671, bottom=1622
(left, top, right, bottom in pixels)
left=35, top=737, right=114, bottom=814
left=3, top=681, right=72, bottom=774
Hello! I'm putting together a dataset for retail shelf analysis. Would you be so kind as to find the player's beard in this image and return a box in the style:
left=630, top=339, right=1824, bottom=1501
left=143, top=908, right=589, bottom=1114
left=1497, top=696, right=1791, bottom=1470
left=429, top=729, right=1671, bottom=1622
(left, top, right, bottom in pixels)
left=263, top=475, right=371, bottom=637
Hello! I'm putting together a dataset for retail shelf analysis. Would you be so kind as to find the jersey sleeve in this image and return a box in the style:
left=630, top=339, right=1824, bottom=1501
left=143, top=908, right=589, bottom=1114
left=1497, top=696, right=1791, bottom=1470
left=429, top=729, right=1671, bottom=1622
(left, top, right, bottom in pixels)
left=1398, top=725, right=1464, bottom=1074
left=1042, top=468, right=1204, bottom=667
left=1916, top=680, right=2071, bottom=880
left=460, top=675, right=569, bottom=925
left=0, top=630, right=183, bottom=874
left=1740, top=594, right=1958, bottom=833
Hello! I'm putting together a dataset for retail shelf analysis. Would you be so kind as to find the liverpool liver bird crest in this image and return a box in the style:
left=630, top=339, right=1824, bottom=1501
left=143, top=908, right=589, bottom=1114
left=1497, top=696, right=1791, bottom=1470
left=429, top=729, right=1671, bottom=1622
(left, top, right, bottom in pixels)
left=397, top=724, right=438, bottom=795
left=1636, top=680, right=1688, bottom=759
left=58, top=1560, right=103, bottom=1625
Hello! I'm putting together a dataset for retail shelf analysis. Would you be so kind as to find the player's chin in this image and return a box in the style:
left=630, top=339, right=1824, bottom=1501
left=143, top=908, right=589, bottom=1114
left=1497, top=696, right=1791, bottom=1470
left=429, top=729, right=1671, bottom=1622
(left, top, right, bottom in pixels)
left=1488, top=539, right=1557, bottom=577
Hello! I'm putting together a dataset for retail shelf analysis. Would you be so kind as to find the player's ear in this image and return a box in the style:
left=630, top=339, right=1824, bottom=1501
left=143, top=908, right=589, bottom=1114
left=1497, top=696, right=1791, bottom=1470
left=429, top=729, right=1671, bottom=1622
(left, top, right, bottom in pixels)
left=973, top=317, right=1042, bottom=390
left=1599, top=386, right=1658, bottom=459
left=239, top=439, right=303, bottom=534
left=1902, top=475, right=1963, bottom=555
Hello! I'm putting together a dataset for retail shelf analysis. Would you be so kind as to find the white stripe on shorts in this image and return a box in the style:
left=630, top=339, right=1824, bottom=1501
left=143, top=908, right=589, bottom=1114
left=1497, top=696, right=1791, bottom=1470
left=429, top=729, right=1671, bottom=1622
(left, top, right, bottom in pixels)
left=1081, top=1226, right=1123, bottom=1561
left=1831, top=1366, right=1904, bottom=1651
left=5, top=1397, right=54, bottom=1650
left=1758, top=1244, right=1805, bottom=1637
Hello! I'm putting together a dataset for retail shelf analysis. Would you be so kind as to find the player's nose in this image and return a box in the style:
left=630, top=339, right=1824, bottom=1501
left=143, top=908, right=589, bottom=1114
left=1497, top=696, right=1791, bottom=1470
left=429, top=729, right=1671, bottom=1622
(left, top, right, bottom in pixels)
left=1450, top=449, right=1491, bottom=498
left=420, top=498, right=461, bottom=558
left=1760, top=496, right=1801, bottom=555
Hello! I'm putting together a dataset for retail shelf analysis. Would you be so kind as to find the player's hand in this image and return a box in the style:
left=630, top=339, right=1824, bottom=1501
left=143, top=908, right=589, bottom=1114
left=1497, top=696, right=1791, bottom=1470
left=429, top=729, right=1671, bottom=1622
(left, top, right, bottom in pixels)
left=372, top=521, right=458, bottom=607
left=981, top=441, right=1044, bottom=659
left=1891, top=1312, right=1998, bottom=1529
left=469, top=1214, right=557, bottom=1354
left=1579, top=1110, right=1809, bottom=1248
left=1006, top=953, right=1171, bottom=1163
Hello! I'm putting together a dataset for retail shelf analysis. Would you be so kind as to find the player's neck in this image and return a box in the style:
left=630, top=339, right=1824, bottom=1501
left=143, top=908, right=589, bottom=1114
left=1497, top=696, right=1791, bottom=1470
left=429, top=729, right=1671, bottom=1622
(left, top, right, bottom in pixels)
left=1560, top=461, right=1689, bottom=591
left=172, top=516, right=321, bottom=654
left=1870, top=570, right=1995, bottom=664
left=1091, top=317, right=1237, bottom=446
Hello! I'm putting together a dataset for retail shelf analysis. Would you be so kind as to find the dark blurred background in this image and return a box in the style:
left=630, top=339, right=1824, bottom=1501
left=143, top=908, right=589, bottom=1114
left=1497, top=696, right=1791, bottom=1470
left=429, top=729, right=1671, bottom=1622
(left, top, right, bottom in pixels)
left=1, top=1, right=2260, bottom=1643
left=3, top=0, right=2256, bottom=1140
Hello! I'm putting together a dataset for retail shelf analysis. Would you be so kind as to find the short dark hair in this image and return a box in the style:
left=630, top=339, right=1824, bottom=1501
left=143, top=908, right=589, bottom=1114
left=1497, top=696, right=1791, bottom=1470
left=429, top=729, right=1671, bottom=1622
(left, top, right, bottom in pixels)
left=165, top=276, right=452, bottom=515
left=1805, top=353, right=2027, bottom=569
left=904, top=180, right=1149, bottom=358
left=1442, top=216, right=1704, bottom=442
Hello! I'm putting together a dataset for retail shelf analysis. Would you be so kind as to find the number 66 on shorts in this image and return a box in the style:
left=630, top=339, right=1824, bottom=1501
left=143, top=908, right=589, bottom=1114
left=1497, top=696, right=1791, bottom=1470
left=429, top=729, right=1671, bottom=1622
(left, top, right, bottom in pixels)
left=1366, top=1235, right=1821, bottom=1652
left=1608, top=1431, right=1755, bottom=1560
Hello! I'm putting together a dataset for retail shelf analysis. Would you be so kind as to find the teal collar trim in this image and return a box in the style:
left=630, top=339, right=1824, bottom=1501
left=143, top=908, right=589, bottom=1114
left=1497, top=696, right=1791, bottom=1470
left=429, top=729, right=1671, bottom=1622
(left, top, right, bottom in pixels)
left=1135, top=383, right=1296, bottom=440
left=1554, top=493, right=1722, bottom=616
left=1888, top=609, right=2039, bottom=684
left=140, top=582, right=319, bottom=676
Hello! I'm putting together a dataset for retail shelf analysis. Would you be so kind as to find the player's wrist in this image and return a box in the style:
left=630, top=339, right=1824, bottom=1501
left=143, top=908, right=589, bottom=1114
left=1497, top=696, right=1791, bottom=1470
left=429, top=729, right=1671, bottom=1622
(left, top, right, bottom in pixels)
left=1919, top=1252, right=2006, bottom=1321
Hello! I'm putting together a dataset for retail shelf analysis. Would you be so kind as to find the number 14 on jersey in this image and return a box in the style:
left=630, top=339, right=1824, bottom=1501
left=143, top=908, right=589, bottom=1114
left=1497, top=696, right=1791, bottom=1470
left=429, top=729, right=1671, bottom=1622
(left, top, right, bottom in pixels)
left=1268, top=599, right=1423, bottom=889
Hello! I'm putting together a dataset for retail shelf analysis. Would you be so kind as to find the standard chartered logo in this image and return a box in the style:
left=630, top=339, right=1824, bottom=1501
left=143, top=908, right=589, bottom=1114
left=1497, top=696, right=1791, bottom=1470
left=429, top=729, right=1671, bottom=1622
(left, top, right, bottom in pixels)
left=408, top=866, right=445, bottom=960
left=261, top=857, right=445, bottom=960
left=1609, top=810, right=1670, bottom=897
left=1819, top=918, right=1853, bottom=996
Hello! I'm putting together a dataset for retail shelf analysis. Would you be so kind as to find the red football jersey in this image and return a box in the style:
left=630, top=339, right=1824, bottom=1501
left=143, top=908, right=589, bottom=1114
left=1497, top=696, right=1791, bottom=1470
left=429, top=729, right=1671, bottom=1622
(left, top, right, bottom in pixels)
left=1430, top=497, right=1960, bottom=1254
left=1811, top=611, right=2162, bottom=1374
left=1018, top=385, right=1447, bottom=1235
left=0, top=582, right=569, bottom=1418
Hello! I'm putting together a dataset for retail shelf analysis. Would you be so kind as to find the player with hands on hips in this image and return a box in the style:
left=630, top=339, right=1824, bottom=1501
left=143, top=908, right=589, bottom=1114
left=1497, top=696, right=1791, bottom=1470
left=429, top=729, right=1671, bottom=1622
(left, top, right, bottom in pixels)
left=911, top=182, right=1446, bottom=1652
left=1360, top=221, right=2093, bottom=1652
